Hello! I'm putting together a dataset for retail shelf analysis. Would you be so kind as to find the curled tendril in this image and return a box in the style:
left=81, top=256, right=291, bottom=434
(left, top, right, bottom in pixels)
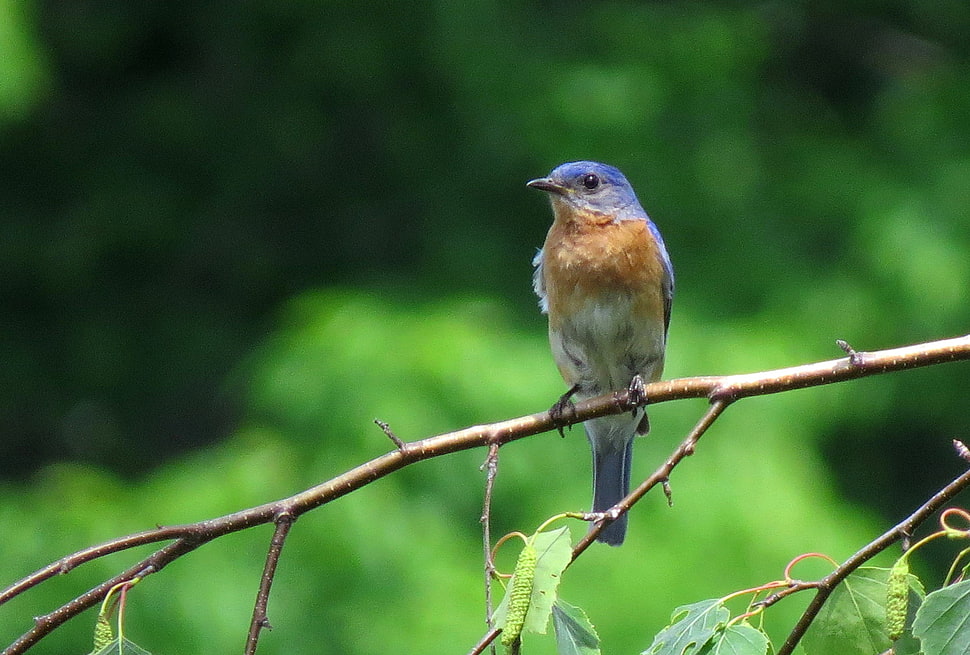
left=783, top=552, right=839, bottom=582
left=940, top=507, right=970, bottom=536
left=490, top=532, right=529, bottom=579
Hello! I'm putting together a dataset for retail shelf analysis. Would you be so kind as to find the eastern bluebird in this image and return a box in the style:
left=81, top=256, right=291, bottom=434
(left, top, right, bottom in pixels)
left=529, top=161, right=674, bottom=546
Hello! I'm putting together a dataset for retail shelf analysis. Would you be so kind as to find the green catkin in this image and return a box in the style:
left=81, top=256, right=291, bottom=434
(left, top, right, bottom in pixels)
left=501, top=543, right=538, bottom=648
left=886, top=557, right=910, bottom=641
left=93, top=613, right=113, bottom=652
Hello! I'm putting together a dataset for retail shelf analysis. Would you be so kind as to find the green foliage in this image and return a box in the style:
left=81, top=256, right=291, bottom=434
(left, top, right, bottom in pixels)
left=913, top=579, right=970, bottom=655
left=643, top=600, right=729, bottom=655
left=90, top=638, right=151, bottom=655
left=632, top=598, right=767, bottom=655
left=551, top=601, right=599, bottom=655
left=493, top=526, right=572, bottom=649
left=796, top=564, right=921, bottom=655
left=696, top=624, right=768, bottom=655
left=522, top=528, right=572, bottom=638
left=637, top=525, right=970, bottom=655
left=0, top=0, right=48, bottom=120
left=802, top=568, right=895, bottom=655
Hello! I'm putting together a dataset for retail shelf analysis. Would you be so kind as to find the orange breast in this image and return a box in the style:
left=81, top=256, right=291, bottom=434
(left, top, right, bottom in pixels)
left=541, top=206, right=667, bottom=331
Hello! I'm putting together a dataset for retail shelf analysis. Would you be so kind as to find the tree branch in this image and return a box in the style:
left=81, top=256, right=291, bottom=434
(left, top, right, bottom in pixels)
left=2, top=334, right=969, bottom=654
left=245, top=512, right=296, bottom=655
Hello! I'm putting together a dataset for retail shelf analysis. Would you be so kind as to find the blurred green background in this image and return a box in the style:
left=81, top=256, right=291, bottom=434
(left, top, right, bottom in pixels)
left=2, top=1, right=970, bottom=653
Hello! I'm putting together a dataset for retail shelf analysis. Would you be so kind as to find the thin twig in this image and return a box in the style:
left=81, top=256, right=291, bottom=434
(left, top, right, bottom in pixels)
left=836, top=339, right=862, bottom=366
left=244, top=512, right=296, bottom=655
left=375, top=418, right=405, bottom=450
left=479, top=442, right=500, bottom=652
left=0, top=525, right=199, bottom=606
left=466, top=627, right=503, bottom=655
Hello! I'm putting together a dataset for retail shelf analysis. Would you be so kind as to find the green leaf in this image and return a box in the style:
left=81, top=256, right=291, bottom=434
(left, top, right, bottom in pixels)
left=492, top=580, right=511, bottom=627
left=696, top=623, right=768, bottom=655
left=492, top=526, right=573, bottom=640
left=802, top=567, right=892, bottom=655
left=552, top=599, right=600, bottom=655
left=912, top=578, right=970, bottom=655
left=642, top=599, right=729, bottom=655
left=524, top=526, right=572, bottom=635
left=90, top=637, right=153, bottom=655
left=893, top=631, right=923, bottom=655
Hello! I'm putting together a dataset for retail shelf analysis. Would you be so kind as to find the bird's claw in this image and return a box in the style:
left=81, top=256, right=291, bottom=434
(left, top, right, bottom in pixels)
left=628, top=374, right=647, bottom=412
left=549, top=384, right=579, bottom=438
left=629, top=374, right=652, bottom=434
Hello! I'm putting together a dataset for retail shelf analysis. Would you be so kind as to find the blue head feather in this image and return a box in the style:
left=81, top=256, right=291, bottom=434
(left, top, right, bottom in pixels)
left=528, top=161, right=647, bottom=221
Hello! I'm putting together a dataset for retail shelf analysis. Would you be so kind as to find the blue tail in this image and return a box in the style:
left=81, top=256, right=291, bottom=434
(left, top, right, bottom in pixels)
left=589, top=425, right=636, bottom=546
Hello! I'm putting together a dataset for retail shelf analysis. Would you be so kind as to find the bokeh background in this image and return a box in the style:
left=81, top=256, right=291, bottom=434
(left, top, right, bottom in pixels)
left=3, top=1, right=970, bottom=653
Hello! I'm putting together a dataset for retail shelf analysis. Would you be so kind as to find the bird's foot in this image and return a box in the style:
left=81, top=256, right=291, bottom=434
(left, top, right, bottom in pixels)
left=549, top=384, right=579, bottom=438
left=628, top=374, right=651, bottom=434
left=627, top=374, right=648, bottom=412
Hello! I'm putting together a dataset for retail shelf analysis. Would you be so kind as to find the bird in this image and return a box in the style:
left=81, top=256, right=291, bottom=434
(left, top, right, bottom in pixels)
left=528, top=161, right=673, bottom=545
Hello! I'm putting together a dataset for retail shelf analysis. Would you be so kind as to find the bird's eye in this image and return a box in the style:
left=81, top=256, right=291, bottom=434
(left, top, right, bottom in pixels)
left=581, top=173, right=600, bottom=190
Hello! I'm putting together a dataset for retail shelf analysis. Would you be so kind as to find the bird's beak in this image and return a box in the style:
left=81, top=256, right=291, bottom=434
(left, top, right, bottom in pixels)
left=526, top=177, right=567, bottom=195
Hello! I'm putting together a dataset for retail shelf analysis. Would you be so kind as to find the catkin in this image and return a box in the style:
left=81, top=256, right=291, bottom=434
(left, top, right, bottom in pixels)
left=886, top=558, right=910, bottom=641
left=93, top=614, right=114, bottom=652
left=501, top=543, right=538, bottom=647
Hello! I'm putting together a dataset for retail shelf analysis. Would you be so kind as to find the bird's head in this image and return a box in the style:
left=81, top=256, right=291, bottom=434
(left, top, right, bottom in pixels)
left=527, top=161, right=645, bottom=219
